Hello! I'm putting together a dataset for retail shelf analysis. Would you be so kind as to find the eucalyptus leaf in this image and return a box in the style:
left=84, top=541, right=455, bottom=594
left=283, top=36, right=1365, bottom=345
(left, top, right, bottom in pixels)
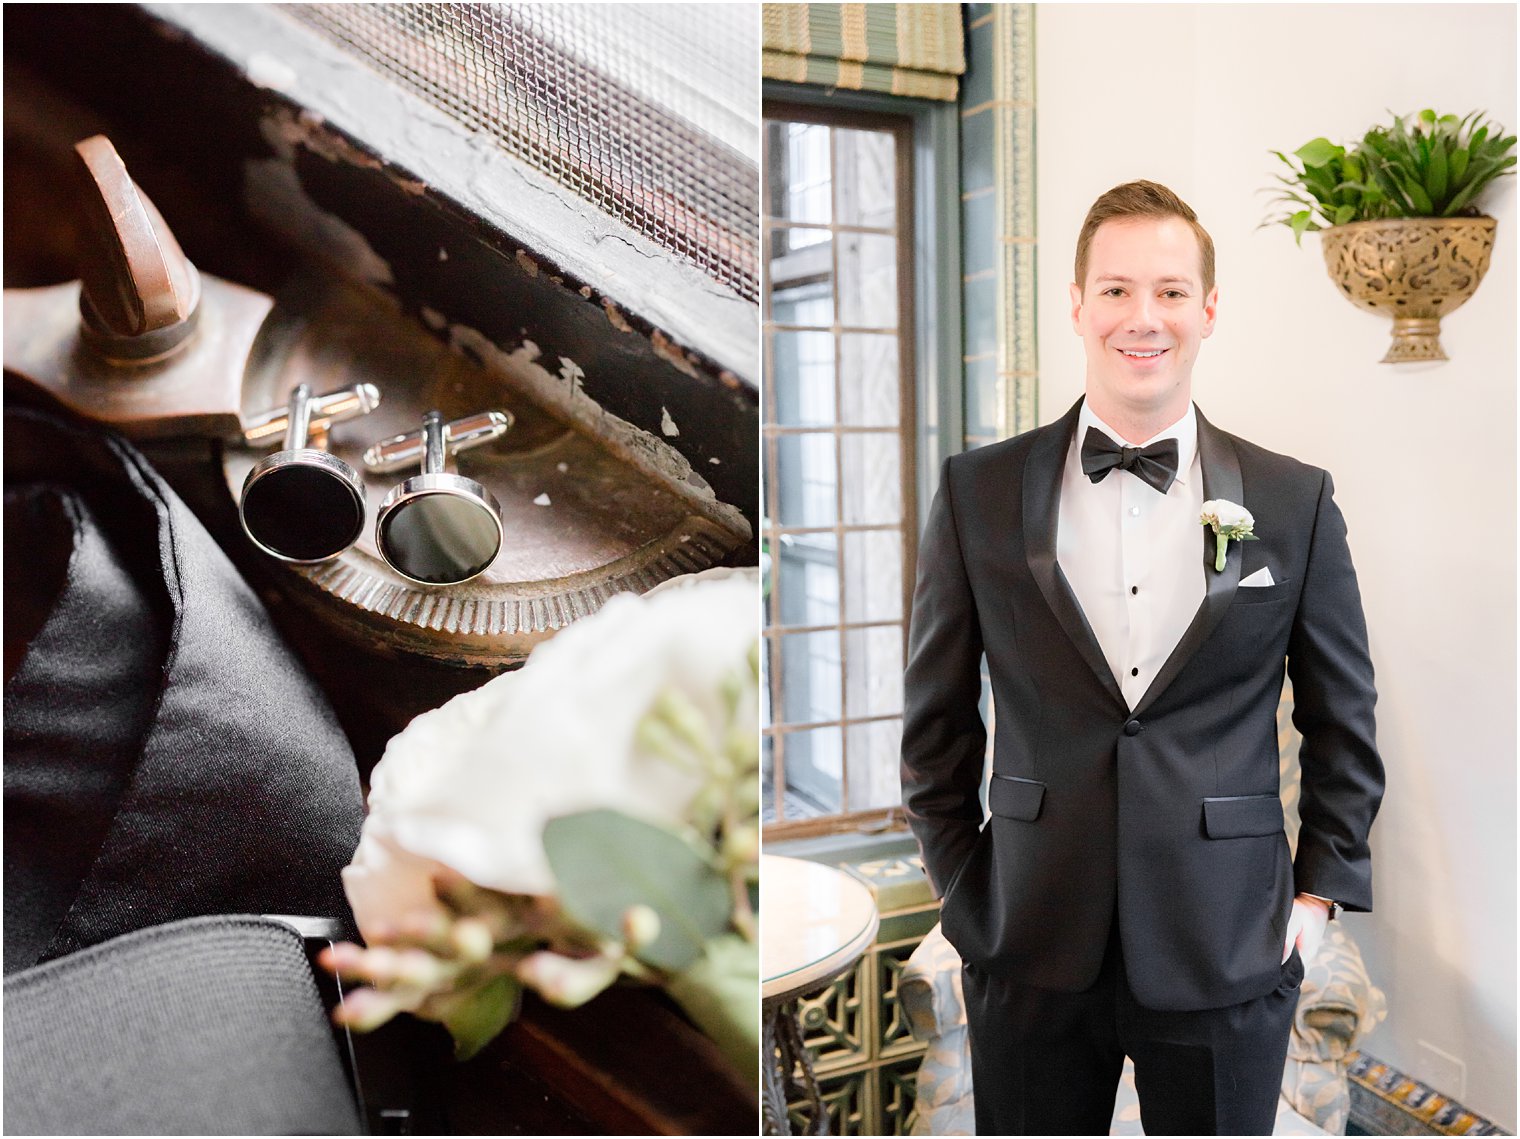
left=437, top=975, right=521, bottom=1061
left=544, top=809, right=731, bottom=973
left=666, top=934, right=760, bottom=1080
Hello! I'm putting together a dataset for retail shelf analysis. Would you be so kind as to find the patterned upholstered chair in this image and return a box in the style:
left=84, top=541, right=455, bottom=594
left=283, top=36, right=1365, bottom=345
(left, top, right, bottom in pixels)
left=899, top=920, right=1387, bottom=1136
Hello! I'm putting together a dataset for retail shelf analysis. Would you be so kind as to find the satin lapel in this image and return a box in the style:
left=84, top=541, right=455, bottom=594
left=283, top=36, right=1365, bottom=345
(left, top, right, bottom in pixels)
left=1023, top=398, right=1127, bottom=711
left=1133, top=406, right=1243, bottom=716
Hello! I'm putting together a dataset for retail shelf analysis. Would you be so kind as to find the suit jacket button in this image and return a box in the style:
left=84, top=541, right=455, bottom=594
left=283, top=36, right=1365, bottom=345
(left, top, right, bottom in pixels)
left=1123, top=719, right=1142, bottom=736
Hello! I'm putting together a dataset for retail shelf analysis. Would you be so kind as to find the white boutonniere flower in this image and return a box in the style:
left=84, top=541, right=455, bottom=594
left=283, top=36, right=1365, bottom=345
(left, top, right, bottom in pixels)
left=323, top=572, right=759, bottom=1073
left=1200, top=499, right=1258, bottom=572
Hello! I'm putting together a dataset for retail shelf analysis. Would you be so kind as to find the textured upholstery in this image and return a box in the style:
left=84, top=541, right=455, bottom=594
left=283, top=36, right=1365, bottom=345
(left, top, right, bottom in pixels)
left=902, top=921, right=1384, bottom=1135
left=1282, top=923, right=1388, bottom=1133
left=899, top=926, right=974, bottom=1135
left=3, top=915, right=361, bottom=1135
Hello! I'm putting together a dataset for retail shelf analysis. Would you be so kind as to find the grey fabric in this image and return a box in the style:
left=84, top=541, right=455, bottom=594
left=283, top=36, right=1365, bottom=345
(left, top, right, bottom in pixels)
left=3, top=914, right=361, bottom=1135
left=4, top=404, right=365, bottom=971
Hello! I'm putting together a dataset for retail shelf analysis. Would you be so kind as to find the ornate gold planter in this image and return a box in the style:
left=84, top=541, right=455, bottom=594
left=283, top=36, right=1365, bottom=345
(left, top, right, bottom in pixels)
left=1319, top=216, right=1497, bottom=363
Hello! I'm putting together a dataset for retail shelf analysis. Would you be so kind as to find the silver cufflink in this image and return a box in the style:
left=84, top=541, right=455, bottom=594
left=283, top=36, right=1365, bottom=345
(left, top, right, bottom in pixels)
left=239, top=382, right=380, bottom=563
left=366, top=410, right=512, bottom=586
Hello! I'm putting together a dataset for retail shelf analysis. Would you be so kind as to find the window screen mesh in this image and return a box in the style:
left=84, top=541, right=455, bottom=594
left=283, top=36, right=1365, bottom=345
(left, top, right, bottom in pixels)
left=287, top=4, right=759, bottom=303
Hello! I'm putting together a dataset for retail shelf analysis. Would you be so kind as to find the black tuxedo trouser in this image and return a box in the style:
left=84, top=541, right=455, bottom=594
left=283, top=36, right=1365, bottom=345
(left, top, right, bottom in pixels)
left=961, top=916, right=1302, bottom=1136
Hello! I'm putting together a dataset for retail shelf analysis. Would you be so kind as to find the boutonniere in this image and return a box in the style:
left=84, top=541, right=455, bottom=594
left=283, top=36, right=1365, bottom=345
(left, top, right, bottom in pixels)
left=1200, top=499, right=1258, bottom=572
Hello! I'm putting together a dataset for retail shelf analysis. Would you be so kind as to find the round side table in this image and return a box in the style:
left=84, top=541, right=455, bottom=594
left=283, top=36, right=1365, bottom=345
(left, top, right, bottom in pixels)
left=760, top=855, right=880, bottom=1136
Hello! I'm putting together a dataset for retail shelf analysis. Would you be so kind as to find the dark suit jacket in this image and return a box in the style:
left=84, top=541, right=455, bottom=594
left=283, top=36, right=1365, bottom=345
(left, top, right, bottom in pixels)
left=901, top=398, right=1383, bottom=1012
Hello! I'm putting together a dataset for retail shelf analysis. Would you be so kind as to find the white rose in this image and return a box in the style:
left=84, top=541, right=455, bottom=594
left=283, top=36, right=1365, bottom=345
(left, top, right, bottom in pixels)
left=1201, top=499, right=1253, bottom=529
left=343, top=573, right=758, bottom=942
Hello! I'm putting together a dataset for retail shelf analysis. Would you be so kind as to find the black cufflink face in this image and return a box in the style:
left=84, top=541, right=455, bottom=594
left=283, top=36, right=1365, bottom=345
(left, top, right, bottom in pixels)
left=238, top=382, right=379, bottom=564
left=376, top=473, right=503, bottom=585
left=369, top=410, right=511, bottom=587
left=241, top=449, right=366, bottom=564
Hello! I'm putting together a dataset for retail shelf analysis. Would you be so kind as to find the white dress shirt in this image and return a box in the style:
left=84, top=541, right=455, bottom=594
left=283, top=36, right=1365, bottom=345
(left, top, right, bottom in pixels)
left=1056, top=403, right=1205, bottom=710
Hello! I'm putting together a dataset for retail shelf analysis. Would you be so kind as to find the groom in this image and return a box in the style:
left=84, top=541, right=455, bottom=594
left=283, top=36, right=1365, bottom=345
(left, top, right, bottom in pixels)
left=900, top=181, right=1383, bottom=1135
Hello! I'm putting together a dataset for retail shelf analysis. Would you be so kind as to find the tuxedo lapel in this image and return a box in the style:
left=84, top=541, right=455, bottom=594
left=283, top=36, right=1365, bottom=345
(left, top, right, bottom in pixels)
left=1132, top=406, right=1243, bottom=716
left=1023, top=399, right=1128, bottom=711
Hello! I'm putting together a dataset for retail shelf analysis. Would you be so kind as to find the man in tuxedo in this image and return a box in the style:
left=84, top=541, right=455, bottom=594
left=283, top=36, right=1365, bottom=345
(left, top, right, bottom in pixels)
left=900, top=181, right=1383, bottom=1135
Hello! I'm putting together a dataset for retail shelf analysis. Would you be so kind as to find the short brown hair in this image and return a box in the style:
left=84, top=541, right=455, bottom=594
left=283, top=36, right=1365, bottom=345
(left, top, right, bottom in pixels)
left=1074, top=180, right=1215, bottom=295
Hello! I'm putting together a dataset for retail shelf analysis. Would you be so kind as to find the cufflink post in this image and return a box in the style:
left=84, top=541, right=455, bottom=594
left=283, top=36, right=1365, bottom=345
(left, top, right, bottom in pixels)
left=373, top=410, right=508, bottom=587
left=239, top=382, right=376, bottom=564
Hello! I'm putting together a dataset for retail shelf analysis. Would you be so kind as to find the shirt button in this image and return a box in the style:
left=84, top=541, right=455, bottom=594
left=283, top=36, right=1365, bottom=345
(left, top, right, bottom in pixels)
left=1131, top=586, right=1139, bottom=595
left=1130, top=668, right=1139, bottom=677
left=1124, top=719, right=1142, bottom=736
left=1129, top=506, right=1141, bottom=517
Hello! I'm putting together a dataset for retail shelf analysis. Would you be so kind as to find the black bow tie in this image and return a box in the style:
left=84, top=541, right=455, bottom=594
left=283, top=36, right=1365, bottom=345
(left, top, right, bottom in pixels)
left=1080, top=427, right=1180, bottom=494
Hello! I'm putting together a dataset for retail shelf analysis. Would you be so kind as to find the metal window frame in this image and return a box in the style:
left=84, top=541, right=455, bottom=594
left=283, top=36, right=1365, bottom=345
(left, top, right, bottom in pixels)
left=762, top=83, right=963, bottom=841
left=143, top=3, right=759, bottom=386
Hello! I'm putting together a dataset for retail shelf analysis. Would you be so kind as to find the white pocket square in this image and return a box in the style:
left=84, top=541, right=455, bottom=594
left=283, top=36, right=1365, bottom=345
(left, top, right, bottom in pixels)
left=1240, top=567, right=1276, bottom=588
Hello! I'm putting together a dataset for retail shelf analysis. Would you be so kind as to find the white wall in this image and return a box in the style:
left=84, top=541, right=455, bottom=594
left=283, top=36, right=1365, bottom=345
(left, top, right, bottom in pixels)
left=1036, top=4, right=1517, bottom=1127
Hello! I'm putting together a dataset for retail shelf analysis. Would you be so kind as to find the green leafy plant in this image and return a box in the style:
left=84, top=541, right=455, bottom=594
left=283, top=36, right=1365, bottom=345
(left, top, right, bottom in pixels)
left=1263, top=109, right=1516, bottom=244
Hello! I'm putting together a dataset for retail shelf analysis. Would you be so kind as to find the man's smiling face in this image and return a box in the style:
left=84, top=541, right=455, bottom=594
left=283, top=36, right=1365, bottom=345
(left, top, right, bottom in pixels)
left=1069, top=216, right=1218, bottom=433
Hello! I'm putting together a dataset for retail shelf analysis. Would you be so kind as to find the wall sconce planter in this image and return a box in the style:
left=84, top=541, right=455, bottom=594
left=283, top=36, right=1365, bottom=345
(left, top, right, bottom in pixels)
left=1319, top=216, right=1498, bottom=363
left=1263, top=109, right=1514, bottom=363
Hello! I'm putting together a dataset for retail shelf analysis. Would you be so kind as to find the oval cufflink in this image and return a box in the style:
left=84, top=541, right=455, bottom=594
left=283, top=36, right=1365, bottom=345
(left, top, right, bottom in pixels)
left=368, top=410, right=512, bottom=587
left=239, top=382, right=380, bottom=564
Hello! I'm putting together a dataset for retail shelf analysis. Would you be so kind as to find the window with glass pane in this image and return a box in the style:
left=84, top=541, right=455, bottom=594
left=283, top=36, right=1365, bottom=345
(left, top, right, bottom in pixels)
left=762, top=109, right=913, bottom=835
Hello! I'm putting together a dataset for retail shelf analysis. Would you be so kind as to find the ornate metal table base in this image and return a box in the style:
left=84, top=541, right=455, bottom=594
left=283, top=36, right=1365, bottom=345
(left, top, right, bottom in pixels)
left=763, top=995, right=827, bottom=1136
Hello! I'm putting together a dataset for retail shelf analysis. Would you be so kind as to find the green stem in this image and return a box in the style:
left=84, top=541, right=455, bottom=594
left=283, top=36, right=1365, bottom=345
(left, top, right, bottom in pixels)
left=1214, top=532, right=1228, bottom=572
left=729, top=865, right=756, bottom=942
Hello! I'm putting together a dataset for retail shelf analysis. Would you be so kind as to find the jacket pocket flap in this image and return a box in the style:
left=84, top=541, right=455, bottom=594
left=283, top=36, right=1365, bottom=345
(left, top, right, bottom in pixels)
left=1202, top=794, right=1283, bottom=838
left=989, top=775, right=1045, bottom=821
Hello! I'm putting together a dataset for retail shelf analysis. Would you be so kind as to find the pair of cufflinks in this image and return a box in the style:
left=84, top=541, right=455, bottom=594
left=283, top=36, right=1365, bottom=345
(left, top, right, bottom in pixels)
left=238, top=383, right=511, bottom=586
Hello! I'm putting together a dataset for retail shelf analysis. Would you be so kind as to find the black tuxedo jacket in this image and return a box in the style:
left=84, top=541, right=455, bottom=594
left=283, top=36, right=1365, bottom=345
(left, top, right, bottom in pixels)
left=901, top=398, right=1383, bottom=1012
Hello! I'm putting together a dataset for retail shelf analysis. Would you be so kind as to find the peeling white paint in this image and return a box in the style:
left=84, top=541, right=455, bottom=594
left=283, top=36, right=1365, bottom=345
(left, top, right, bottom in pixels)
left=438, top=248, right=449, bottom=261
left=660, top=407, right=679, bottom=437
left=709, top=457, right=721, bottom=465
left=558, top=357, right=585, bottom=391
left=533, top=493, right=552, bottom=506
left=556, top=462, right=569, bottom=473
left=445, top=323, right=748, bottom=541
